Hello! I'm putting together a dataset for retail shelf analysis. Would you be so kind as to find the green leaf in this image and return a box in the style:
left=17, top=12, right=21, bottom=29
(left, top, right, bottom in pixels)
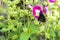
left=45, top=33, right=50, bottom=38
left=0, top=7, right=6, bottom=13
left=0, top=22, right=7, bottom=27
left=28, top=24, right=39, bottom=34
left=0, top=16, right=4, bottom=20
left=58, top=31, right=60, bottom=37
left=12, top=35, right=18, bottom=40
left=49, top=29, right=56, bottom=37
left=19, top=32, right=30, bottom=40
left=34, top=20, right=39, bottom=25
left=7, top=24, right=14, bottom=31
left=1, top=28, right=7, bottom=32
left=11, top=20, right=18, bottom=25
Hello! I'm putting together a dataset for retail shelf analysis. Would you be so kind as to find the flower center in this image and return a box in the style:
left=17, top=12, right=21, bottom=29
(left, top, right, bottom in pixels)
left=35, top=10, right=40, bottom=16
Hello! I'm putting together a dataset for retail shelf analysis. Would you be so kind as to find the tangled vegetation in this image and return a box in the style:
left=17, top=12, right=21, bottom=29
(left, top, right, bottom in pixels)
left=0, top=0, right=60, bottom=40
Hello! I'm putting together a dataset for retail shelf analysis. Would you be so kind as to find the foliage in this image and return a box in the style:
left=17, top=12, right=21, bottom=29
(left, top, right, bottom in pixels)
left=0, top=0, right=60, bottom=40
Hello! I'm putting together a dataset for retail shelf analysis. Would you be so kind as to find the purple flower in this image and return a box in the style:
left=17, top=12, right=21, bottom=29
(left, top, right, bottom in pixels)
left=49, top=0, right=56, bottom=3
left=32, top=6, right=44, bottom=19
left=43, top=5, right=48, bottom=14
left=26, top=4, right=31, bottom=9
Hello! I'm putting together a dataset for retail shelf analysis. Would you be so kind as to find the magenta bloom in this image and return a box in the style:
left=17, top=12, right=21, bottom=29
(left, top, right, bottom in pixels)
left=26, top=4, right=31, bottom=9
left=43, top=5, right=48, bottom=14
left=49, top=0, right=56, bottom=3
left=32, top=6, right=44, bottom=19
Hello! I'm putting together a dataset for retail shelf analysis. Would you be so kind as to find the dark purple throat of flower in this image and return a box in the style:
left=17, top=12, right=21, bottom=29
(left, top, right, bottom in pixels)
left=38, top=12, right=46, bottom=22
